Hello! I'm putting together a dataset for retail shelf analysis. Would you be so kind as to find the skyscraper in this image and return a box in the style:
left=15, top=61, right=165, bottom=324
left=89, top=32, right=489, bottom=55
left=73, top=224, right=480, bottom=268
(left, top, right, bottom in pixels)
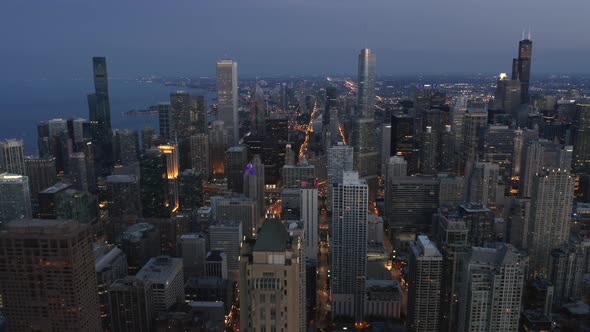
left=135, top=256, right=184, bottom=314
left=243, top=155, right=265, bottom=219
left=407, top=235, right=443, bottom=332
left=0, top=173, right=32, bottom=224
left=139, top=149, right=169, bottom=218
left=209, top=219, right=242, bottom=281
left=94, top=243, right=128, bottom=331
left=458, top=243, right=527, bottom=332
left=108, top=277, right=155, bottom=332
left=573, top=103, right=590, bottom=173
left=466, top=162, right=500, bottom=209
left=190, top=133, right=210, bottom=179
left=217, top=60, right=239, bottom=145
left=528, top=169, right=575, bottom=277
left=0, top=219, right=101, bottom=331
left=512, top=36, right=533, bottom=104
left=494, top=73, right=521, bottom=114
left=250, top=84, right=266, bottom=136
left=239, top=220, right=306, bottom=332
left=25, top=157, right=57, bottom=214
left=462, top=108, right=488, bottom=171
left=327, top=143, right=354, bottom=211
left=300, top=178, right=319, bottom=261
left=157, top=144, right=180, bottom=212
left=226, top=145, right=248, bottom=193
left=114, top=129, right=140, bottom=167
left=88, top=56, right=114, bottom=176
left=178, top=233, right=208, bottom=279
left=357, top=48, right=376, bottom=118
left=331, top=171, right=368, bottom=321
left=0, top=139, right=25, bottom=175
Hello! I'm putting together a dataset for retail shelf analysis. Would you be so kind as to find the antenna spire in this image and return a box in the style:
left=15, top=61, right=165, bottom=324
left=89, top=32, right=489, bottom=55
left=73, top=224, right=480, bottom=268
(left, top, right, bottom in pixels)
left=522, top=29, right=525, bottom=41
left=528, top=27, right=531, bottom=40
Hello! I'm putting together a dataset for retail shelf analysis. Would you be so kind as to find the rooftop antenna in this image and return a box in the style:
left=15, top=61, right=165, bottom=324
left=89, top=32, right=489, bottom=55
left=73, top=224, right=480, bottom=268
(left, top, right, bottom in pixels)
left=527, top=27, right=531, bottom=40
left=522, top=29, right=525, bottom=40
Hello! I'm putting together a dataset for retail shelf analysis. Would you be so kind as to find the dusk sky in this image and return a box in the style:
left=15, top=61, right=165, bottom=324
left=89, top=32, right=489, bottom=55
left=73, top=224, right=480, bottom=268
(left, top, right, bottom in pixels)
left=1, top=0, right=589, bottom=79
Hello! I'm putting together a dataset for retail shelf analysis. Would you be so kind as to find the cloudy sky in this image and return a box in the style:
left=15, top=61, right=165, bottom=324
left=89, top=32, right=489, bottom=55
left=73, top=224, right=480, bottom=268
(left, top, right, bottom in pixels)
left=1, top=0, right=589, bottom=78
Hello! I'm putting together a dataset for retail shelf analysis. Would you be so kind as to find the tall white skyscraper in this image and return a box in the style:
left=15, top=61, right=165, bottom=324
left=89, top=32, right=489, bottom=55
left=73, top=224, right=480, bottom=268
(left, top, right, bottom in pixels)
left=407, top=235, right=443, bottom=332
left=300, top=178, right=319, bottom=261
left=217, top=60, right=239, bottom=145
left=331, top=171, right=368, bottom=321
left=528, top=168, right=575, bottom=277
left=458, top=243, right=527, bottom=332
left=327, top=143, right=354, bottom=211
left=0, top=139, right=26, bottom=176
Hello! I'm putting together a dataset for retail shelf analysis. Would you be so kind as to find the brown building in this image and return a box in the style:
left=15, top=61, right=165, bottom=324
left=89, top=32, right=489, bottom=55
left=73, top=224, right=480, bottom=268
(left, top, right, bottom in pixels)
left=0, top=219, right=101, bottom=331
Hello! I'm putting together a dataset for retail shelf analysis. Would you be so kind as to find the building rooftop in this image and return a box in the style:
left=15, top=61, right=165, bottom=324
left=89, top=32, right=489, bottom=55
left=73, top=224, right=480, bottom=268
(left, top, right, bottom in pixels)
left=119, top=223, right=156, bottom=243
left=106, top=174, right=137, bottom=183
left=253, top=219, right=289, bottom=252
left=94, top=244, right=125, bottom=273
left=206, top=250, right=225, bottom=262
left=468, top=243, right=521, bottom=266
left=416, top=235, right=441, bottom=257
left=0, top=173, right=26, bottom=183
left=136, top=256, right=183, bottom=284
left=1, top=219, right=85, bottom=237
left=39, top=182, right=72, bottom=194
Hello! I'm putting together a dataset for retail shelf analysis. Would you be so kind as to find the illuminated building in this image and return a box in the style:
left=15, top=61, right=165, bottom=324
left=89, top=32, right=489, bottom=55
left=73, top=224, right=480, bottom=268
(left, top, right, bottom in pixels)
left=139, top=149, right=169, bottom=218
left=458, top=243, right=527, bottom=332
left=239, top=220, right=306, bottom=332
left=108, top=277, right=154, bottom=332
left=0, top=219, right=101, bottom=331
left=331, top=171, right=368, bottom=321
left=0, top=173, right=32, bottom=224
left=217, top=59, right=239, bottom=145
left=407, top=235, right=443, bottom=332
left=209, top=120, right=229, bottom=176
left=87, top=56, right=114, bottom=176
left=243, top=155, right=265, bottom=219
left=357, top=48, right=376, bottom=118
left=494, top=73, right=521, bottom=114
left=225, top=145, right=248, bottom=193
left=157, top=144, right=180, bottom=212
left=520, top=140, right=571, bottom=197
left=0, top=139, right=25, bottom=175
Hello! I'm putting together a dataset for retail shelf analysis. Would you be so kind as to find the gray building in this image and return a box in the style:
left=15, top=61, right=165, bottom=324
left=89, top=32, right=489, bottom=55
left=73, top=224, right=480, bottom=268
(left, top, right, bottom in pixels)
left=0, top=173, right=32, bottom=224
left=136, top=256, right=184, bottom=314
left=108, top=276, right=154, bottom=332
left=217, top=60, right=239, bottom=145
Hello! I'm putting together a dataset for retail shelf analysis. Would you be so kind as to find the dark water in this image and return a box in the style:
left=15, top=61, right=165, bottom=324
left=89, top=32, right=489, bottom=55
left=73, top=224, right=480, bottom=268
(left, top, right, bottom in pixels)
left=0, top=78, right=212, bottom=155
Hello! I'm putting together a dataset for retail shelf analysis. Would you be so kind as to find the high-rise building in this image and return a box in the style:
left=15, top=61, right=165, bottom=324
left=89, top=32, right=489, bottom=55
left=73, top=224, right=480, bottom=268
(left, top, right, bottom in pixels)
left=226, top=145, right=248, bottom=193
left=136, top=256, right=184, bottom=314
left=178, top=233, right=208, bottom=279
left=114, top=129, right=140, bottom=167
left=413, top=84, right=446, bottom=141
left=38, top=182, right=72, bottom=219
left=0, top=219, right=101, bottom=331
left=0, top=173, right=32, bottom=224
left=217, top=60, right=239, bottom=145
left=140, top=149, right=169, bottom=218
left=108, top=276, right=154, bottom=332
left=87, top=56, right=114, bottom=176
left=420, top=126, right=438, bottom=174
left=407, top=235, right=443, bottom=332
left=209, top=120, right=229, bottom=176
left=466, top=162, right=500, bottom=209
left=213, top=195, right=257, bottom=238
left=55, top=189, right=98, bottom=224
left=177, top=169, right=203, bottom=212
left=158, top=102, right=172, bottom=141
left=494, top=73, right=521, bottom=114
left=205, top=251, right=229, bottom=279
left=391, top=113, right=415, bottom=163
left=438, top=174, right=465, bottom=207
left=282, top=158, right=315, bottom=188
left=463, top=108, right=488, bottom=171
left=209, top=220, right=242, bottom=281
left=327, top=143, right=353, bottom=210
left=0, top=139, right=25, bottom=175
left=250, top=84, right=266, bottom=136
left=459, top=203, right=495, bottom=247
left=141, top=126, right=156, bottom=151
left=381, top=123, right=392, bottom=175
left=357, top=48, right=376, bottom=118
left=528, top=169, right=575, bottom=277
left=157, top=144, right=180, bottom=212
left=512, top=36, right=533, bottom=104
left=94, top=243, right=128, bottom=331
left=191, top=94, right=208, bottom=135
left=190, top=133, right=210, bottom=179
left=331, top=171, right=368, bottom=321
left=68, top=152, right=90, bottom=191
left=169, top=91, right=192, bottom=140
left=547, top=237, right=589, bottom=307
left=300, top=178, right=319, bottom=261
left=239, top=220, right=306, bottom=332
left=481, top=125, right=516, bottom=188
left=105, top=174, right=142, bottom=221
left=573, top=103, right=590, bottom=173
left=25, top=157, right=57, bottom=214
left=243, top=155, right=265, bottom=219
left=458, top=243, right=527, bottom=332
left=520, top=140, right=572, bottom=197
left=116, top=223, right=160, bottom=275
left=385, top=175, right=439, bottom=234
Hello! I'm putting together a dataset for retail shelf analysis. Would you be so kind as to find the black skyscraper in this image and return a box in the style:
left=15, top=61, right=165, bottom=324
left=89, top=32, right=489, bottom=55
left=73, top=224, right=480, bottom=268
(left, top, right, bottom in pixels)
left=88, top=57, right=114, bottom=176
left=512, top=37, right=533, bottom=104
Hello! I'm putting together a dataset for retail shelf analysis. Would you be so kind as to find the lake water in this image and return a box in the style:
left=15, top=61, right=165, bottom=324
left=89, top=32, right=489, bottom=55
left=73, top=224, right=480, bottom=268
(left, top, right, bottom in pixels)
left=0, top=78, right=212, bottom=154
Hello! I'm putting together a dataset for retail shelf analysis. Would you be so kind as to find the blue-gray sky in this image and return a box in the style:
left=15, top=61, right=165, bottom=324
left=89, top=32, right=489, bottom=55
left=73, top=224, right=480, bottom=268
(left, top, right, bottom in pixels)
left=1, top=0, right=589, bottom=79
